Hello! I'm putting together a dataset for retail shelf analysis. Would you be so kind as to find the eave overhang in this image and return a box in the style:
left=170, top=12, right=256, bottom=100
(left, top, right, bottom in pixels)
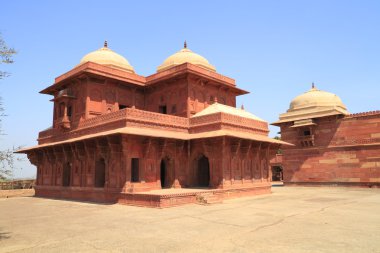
left=146, top=63, right=249, bottom=95
left=40, top=62, right=146, bottom=95
left=271, top=107, right=348, bottom=126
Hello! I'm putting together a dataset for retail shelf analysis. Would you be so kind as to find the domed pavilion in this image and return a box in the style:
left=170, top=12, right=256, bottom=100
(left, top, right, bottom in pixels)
left=272, top=84, right=380, bottom=187
left=273, top=83, right=349, bottom=128
left=17, top=41, right=289, bottom=207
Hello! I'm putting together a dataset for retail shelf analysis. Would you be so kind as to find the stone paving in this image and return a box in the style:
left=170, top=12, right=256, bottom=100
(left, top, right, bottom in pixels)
left=0, top=186, right=379, bottom=253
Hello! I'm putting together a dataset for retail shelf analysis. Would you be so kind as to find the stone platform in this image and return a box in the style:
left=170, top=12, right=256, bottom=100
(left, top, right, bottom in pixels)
left=35, top=184, right=271, bottom=208
left=119, top=185, right=271, bottom=208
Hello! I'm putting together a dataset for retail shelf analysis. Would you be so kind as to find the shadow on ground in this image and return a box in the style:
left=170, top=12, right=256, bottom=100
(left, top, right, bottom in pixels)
left=0, top=230, right=11, bottom=241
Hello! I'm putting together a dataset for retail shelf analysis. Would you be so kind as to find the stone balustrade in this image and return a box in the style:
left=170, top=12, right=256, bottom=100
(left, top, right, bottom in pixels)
left=38, top=108, right=271, bottom=145
left=78, top=109, right=128, bottom=129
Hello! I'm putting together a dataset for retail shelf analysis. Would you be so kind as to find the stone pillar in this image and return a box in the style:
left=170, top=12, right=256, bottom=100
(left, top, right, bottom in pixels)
left=45, top=148, right=57, bottom=186
left=84, top=140, right=96, bottom=187
left=53, top=148, right=64, bottom=186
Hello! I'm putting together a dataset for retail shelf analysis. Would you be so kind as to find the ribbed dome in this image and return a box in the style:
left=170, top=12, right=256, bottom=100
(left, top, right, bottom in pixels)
left=289, top=85, right=347, bottom=112
left=79, top=41, right=135, bottom=73
left=157, top=42, right=216, bottom=72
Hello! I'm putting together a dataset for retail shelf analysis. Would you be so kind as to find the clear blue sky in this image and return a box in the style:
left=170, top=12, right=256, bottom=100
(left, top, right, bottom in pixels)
left=1, top=0, right=379, bottom=179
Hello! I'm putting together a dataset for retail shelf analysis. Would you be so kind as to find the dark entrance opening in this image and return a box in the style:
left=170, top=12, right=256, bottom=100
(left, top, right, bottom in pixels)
left=118, top=104, right=129, bottom=110
left=131, top=158, right=140, bottom=182
left=95, top=158, right=106, bottom=187
left=159, top=105, right=167, bottom=114
left=62, top=162, right=71, bottom=187
left=271, top=166, right=283, bottom=181
left=196, top=155, right=210, bottom=187
left=160, top=159, right=167, bottom=188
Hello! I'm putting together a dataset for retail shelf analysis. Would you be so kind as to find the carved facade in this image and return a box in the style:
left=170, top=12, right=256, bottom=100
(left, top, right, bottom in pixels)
left=18, top=42, right=286, bottom=206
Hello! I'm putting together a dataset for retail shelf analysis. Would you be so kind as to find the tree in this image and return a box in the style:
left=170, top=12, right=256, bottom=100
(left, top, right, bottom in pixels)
left=0, top=149, right=16, bottom=180
left=0, top=33, right=17, bottom=180
left=0, top=34, right=16, bottom=79
left=274, top=136, right=283, bottom=154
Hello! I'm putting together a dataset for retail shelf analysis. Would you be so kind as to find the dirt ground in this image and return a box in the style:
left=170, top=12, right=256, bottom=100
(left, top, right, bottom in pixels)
left=0, top=186, right=379, bottom=253
left=0, top=189, right=34, bottom=198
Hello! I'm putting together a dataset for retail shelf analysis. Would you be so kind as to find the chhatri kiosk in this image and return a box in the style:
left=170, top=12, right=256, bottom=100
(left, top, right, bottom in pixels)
left=272, top=84, right=380, bottom=187
left=18, top=42, right=287, bottom=207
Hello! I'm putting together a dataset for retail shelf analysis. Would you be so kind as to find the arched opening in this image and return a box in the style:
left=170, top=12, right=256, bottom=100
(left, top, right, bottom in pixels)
left=95, top=158, right=106, bottom=188
left=196, top=155, right=210, bottom=187
left=62, top=162, right=71, bottom=187
left=271, top=166, right=283, bottom=181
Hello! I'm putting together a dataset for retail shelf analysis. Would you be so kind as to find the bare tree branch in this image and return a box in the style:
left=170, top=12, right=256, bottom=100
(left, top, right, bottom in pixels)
left=0, top=33, right=19, bottom=179
left=0, top=33, right=16, bottom=80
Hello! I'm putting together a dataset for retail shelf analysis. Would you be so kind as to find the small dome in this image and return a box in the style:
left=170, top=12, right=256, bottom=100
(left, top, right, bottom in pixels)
left=289, top=85, right=347, bottom=112
left=79, top=41, right=135, bottom=73
left=157, top=42, right=216, bottom=72
left=272, top=84, right=349, bottom=125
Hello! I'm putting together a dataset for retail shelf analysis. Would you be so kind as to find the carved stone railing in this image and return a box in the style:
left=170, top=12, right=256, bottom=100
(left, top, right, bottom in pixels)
left=190, top=112, right=269, bottom=135
left=38, top=108, right=273, bottom=145
left=78, top=109, right=128, bottom=129
left=125, top=108, right=189, bottom=130
left=346, top=110, right=380, bottom=119
left=220, top=113, right=268, bottom=132
left=38, top=108, right=190, bottom=144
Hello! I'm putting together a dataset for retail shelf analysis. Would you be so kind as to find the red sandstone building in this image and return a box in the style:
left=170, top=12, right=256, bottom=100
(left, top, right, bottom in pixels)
left=18, top=42, right=287, bottom=207
left=272, top=84, right=380, bottom=187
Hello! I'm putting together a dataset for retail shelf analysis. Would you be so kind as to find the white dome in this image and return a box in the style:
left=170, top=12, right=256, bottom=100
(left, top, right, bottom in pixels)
left=272, top=84, right=349, bottom=125
left=157, top=42, right=216, bottom=72
left=289, top=85, right=347, bottom=112
left=79, top=41, right=135, bottom=73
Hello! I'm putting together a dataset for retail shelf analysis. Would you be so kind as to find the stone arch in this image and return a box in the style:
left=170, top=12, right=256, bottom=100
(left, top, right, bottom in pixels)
left=194, top=154, right=210, bottom=187
left=160, top=156, right=174, bottom=188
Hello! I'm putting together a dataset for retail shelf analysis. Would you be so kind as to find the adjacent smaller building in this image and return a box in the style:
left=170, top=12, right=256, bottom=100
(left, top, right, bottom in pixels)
left=272, top=84, right=380, bottom=187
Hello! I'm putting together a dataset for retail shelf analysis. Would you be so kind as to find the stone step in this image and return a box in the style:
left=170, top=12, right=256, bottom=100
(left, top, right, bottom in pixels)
left=196, top=193, right=223, bottom=205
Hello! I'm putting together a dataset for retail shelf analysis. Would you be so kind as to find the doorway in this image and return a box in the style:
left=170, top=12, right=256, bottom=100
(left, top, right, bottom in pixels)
left=160, top=158, right=173, bottom=188
left=160, top=159, right=167, bottom=188
left=131, top=158, right=140, bottom=182
left=271, top=166, right=283, bottom=181
left=95, top=158, right=106, bottom=187
left=159, top=105, right=167, bottom=114
left=196, top=155, right=210, bottom=187
left=62, top=162, right=71, bottom=187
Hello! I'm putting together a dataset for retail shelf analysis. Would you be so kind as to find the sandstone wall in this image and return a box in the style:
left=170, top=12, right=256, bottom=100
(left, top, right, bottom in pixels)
left=280, top=112, right=380, bottom=186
